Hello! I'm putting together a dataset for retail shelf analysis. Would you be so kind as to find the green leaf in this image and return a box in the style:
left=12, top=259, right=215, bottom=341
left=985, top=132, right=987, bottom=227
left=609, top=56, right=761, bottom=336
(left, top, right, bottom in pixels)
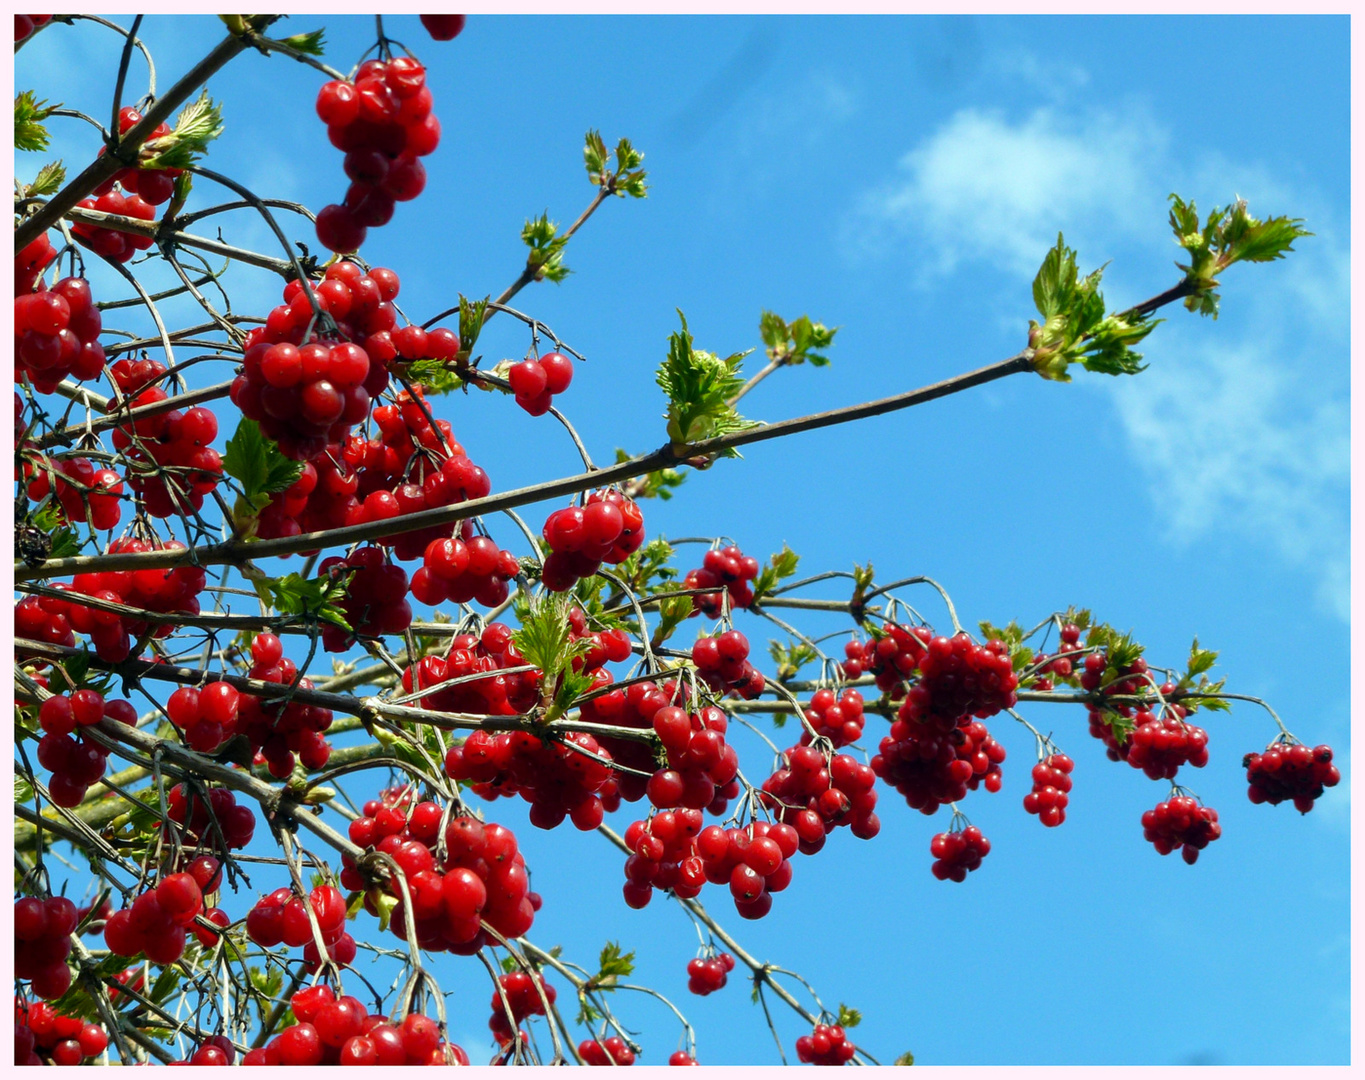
left=277, top=28, right=326, bottom=55
left=751, top=544, right=799, bottom=604
left=656, top=310, right=758, bottom=455
left=257, top=570, right=354, bottom=631
left=456, top=294, right=488, bottom=360
left=769, top=639, right=817, bottom=685
left=223, top=418, right=305, bottom=510
left=405, top=358, right=465, bottom=396
left=49, top=526, right=80, bottom=560
left=583, top=129, right=608, bottom=182
left=651, top=593, right=694, bottom=647
left=895, top=1051, right=915, bottom=1066
left=140, top=90, right=224, bottom=171
left=15, top=775, right=34, bottom=805
left=836, top=1004, right=862, bottom=1029
left=597, top=941, right=636, bottom=980
left=28, top=160, right=65, bottom=196
left=1183, top=637, right=1219, bottom=681
left=758, top=310, right=837, bottom=368
left=522, top=212, right=570, bottom=283
left=15, top=91, right=57, bottom=152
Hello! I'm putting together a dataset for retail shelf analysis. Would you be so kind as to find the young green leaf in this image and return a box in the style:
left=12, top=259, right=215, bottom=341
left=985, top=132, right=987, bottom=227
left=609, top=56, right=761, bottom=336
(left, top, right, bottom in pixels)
left=836, top=1003, right=862, bottom=1029
left=522, top=212, right=570, bottom=283
left=751, top=543, right=799, bottom=603
left=895, top=1051, right=915, bottom=1066
left=456, top=294, right=487, bottom=359
left=15, top=91, right=57, bottom=152
left=27, top=160, right=66, bottom=196
left=405, top=358, right=466, bottom=396
left=760, top=310, right=838, bottom=368
left=277, top=28, right=326, bottom=55
left=655, top=311, right=758, bottom=455
left=256, top=571, right=353, bottom=632
left=140, top=90, right=224, bottom=171
left=584, top=129, right=609, bottom=182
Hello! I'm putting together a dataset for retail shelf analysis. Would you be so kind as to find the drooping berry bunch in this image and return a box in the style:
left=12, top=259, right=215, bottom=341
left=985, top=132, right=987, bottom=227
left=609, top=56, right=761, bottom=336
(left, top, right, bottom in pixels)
left=22, top=454, right=123, bottom=530
left=691, top=630, right=766, bottom=700
left=796, top=1023, right=857, bottom=1066
left=245, top=986, right=468, bottom=1066
left=645, top=702, right=741, bottom=814
left=34, top=690, right=135, bottom=807
left=317, top=545, right=412, bottom=650
left=929, top=822, right=991, bottom=882
left=14, top=595, right=75, bottom=649
left=14, top=895, right=78, bottom=1000
left=581, top=677, right=677, bottom=801
left=540, top=488, right=646, bottom=592
left=799, top=687, right=865, bottom=748
left=402, top=622, right=541, bottom=716
left=1022, top=752, right=1074, bottom=827
left=165, top=782, right=257, bottom=852
left=488, top=969, right=558, bottom=1047
left=1244, top=740, right=1340, bottom=813
left=314, top=57, right=442, bottom=252
left=15, top=233, right=57, bottom=298
left=13, top=999, right=109, bottom=1066
left=686, top=949, right=735, bottom=996
left=102, top=862, right=223, bottom=966
left=69, top=188, right=156, bottom=264
left=694, top=820, right=798, bottom=920
left=63, top=536, right=208, bottom=661
left=759, top=743, right=880, bottom=848
left=840, top=622, right=930, bottom=691
left=409, top=531, right=520, bottom=609
left=620, top=808, right=708, bottom=908
left=117, top=401, right=223, bottom=519
left=898, top=633, right=1019, bottom=730
left=682, top=544, right=759, bottom=618
left=508, top=351, right=575, bottom=416
left=1124, top=704, right=1209, bottom=781
left=579, top=1036, right=637, bottom=1066
left=341, top=798, right=539, bottom=954
left=15, top=274, right=106, bottom=390
left=871, top=715, right=1005, bottom=815
left=446, top=726, right=617, bottom=831
left=1141, top=794, right=1221, bottom=864
left=231, top=263, right=405, bottom=460
left=245, top=883, right=356, bottom=969
left=234, top=633, right=337, bottom=775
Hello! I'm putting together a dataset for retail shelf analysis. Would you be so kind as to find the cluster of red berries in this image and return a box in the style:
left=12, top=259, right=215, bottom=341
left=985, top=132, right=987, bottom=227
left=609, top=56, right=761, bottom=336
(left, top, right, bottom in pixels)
left=14, top=895, right=78, bottom=1000
left=232, top=263, right=405, bottom=460
left=246, top=884, right=355, bottom=970
left=340, top=793, right=539, bottom=954
left=103, top=858, right=225, bottom=965
left=246, top=987, right=467, bottom=1066
left=410, top=533, right=520, bottom=609
left=34, top=690, right=135, bottom=807
left=899, top=634, right=1019, bottom=729
left=70, top=188, right=155, bottom=265
left=840, top=622, right=930, bottom=691
left=165, top=782, right=256, bottom=851
left=234, top=633, right=337, bottom=776
left=691, top=630, right=766, bottom=700
left=579, top=1037, right=637, bottom=1066
left=314, top=58, right=442, bottom=253
left=540, top=489, right=646, bottom=592
left=1142, top=795, right=1221, bottom=864
left=621, top=808, right=709, bottom=908
left=686, top=950, right=734, bottom=996
left=1244, top=741, right=1340, bottom=813
left=15, top=233, right=57, bottom=300
left=508, top=351, right=574, bottom=416
left=694, top=820, right=798, bottom=919
left=872, top=716, right=1005, bottom=815
left=15, top=13, right=52, bottom=43
left=682, top=544, right=759, bottom=618
left=402, top=622, right=541, bottom=716
left=74, top=896, right=113, bottom=935
left=23, top=454, right=123, bottom=530
left=96, top=107, right=184, bottom=207
left=15, top=273, right=105, bottom=390
left=645, top=702, right=741, bottom=816
left=173, top=1035, right=238, bottom=1066
left=1081, top=650, right=1152, bottom=760
left=60, top=537, right=208, bottom=661
left=447, top=727, right=617, bottom=831
left=1125, top=707, right=1209, bottom=780
left=1023, top=753, right=1074, bottom=827
left=14, top=999, right=109, bottom=1066
left=489, top=970, right=557, bottom=1046
left=317, top=546, right=413, bottom=650
left=759, top=744, right=880, bottom=848
left=796, top=1023, right=857, bottom=1066
left=930, top=824, right=991, bottom=882
left=1026, top=622, right=1084, bottom=689
left=116, top=400, right=222, bottom=519
left=800, top=687, right=865, bottom=748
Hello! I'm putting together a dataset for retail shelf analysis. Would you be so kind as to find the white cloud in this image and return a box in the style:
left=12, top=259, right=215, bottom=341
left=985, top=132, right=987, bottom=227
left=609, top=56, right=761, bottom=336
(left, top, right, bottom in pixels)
left=846, top=91, right=1350, bottom=621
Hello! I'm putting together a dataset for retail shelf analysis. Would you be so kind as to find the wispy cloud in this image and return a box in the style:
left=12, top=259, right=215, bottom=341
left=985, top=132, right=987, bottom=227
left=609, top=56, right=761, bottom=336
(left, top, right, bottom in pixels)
left=844, top=92, right=1349, bottom=621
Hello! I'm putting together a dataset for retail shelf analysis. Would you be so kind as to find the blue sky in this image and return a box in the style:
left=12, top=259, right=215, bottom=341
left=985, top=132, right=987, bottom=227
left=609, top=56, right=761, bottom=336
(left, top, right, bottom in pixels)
left=16, top=14, right=1349, bottom=1065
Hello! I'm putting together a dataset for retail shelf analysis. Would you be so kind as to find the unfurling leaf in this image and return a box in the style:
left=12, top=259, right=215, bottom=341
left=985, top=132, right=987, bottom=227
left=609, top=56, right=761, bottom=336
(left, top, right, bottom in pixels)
left=140, top=90, right=224, bottom=171
left=277, top=28, right=326, bottom=55
left=223, top=418, right=304, bottom=511
left=15, top=91, right=57, bottom=152
left=28, top=160, right=66, bottom=196
left=656, top=311, right=758, bottom=455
